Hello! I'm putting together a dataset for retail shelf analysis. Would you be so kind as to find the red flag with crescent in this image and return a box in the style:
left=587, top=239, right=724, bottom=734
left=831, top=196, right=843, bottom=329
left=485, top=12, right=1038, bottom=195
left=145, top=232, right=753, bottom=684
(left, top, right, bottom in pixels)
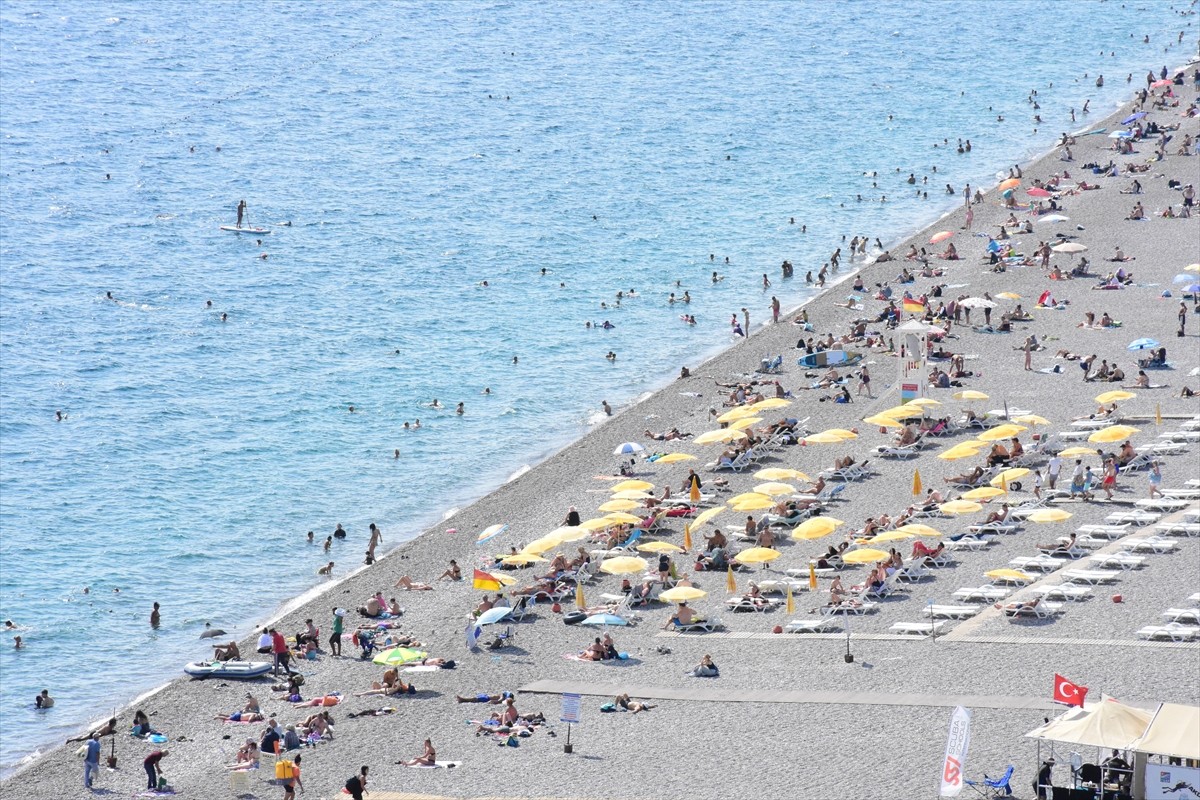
left=1053, top=674, right=1088, bottom=707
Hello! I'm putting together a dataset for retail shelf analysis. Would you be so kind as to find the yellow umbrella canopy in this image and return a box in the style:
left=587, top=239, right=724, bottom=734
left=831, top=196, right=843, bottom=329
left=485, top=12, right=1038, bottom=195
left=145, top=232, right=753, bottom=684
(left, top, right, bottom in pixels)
left=547, top=525, right=589, bottom=543
left=755, top=467, right=810, bottom=482
left=603, top=512, right=643, bottom=525
left=694, top=428, right=748, bottom=445
left=753, top=482, right=797, bottom=497
left=654, top=452, right=696, bottom=464
left=895, top=523, right=941, bottom=537
left=691, top=506, right=725, bottom=528
left=822, top=428, right=859, bottom=440
left=729, top=416, right=763, bottom=431
left=803, top=432, right=846, bottom=444
left=938, top=443, right=985, bottom=460
left=996, top=292, right=1021, bottom=300
left=598, top=556, right=649, bottom=575
left=659, top=585, right=707, bottom=603
left=610, top=489, right=653, bottom=500
left=1012, top=415, right=1051, bottom=426
left=867, top=530, right=915, bottom=544
left=864, top=414, right=906, bottom=428
left=791, top=517, right=844, bottom=540
left=599, top=499, right=641, bottom=513
left=731, top=496, right=777, bottom=512
left=717, top=406, right=761, bottom=423
left=1057, top=446, right=1098, bottom=458
left=636, top=541, right=684, bottom=554
left=953, top=390, right=990, bottom=401
left=878, top=404, right=924, bottom=418
left=939, top=500, right=984, bottom=515
left=729, top=492, right=773, bottom=505
left=522, top=536, right=560, bottom=556
left=962, top=486, right=1006, bottom=501
left=985, top=568, right=1033, bottom=584
left=977, top=424, right=1028, bottom=441
left=842, top=548, right=889, bottom=564
left=579, top=517, right=616, bottom=531
left=733, top=547, right=782, bottom=565
left=1027, top=508, right=1073, bottom=523
left=611, top=479, right=654, bottom=492
left=1088, top=425, right=1140, bottom=443
left=1095, top=390, right=1136, bottom=405
left=989, top=467, right=1030, bottom=487
left=501, top=553, right=548, bottom=566
left=749, top=398, right=791, bottom=411
left=905, top=398, right=942, bottom=407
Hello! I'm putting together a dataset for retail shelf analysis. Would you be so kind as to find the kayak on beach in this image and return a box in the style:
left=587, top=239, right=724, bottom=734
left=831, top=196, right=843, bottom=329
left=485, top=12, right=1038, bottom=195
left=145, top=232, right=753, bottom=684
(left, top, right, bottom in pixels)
left=183, top=660, right=272, bottom=680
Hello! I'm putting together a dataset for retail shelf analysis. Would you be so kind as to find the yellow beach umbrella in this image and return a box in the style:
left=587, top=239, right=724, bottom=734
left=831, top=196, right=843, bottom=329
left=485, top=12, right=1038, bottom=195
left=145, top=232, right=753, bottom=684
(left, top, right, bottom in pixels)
left=990, top=468, right=1030, bottom=487
left=691, top=506, right=725, bottom=528
left=962, top=486, right=1005, bottom=501
left=996, top=292, right=1021, bottom=300
left=938, top=443, right=985, bottom=460
left=1027, top=508, right=1073, bottom=523
left=610, top=489, right=653, bottom=501
left=939, top=500, right=983, bottom=515
left=895, top=523, right=941, bottom=538
left=978, top=424, right=1027, bottom=441
left=985, top=568, right=1033, bottom=584
left=579, top=517, right=615, bottom=531
left=598, top=556, right=648, bottom=575
left=659, top=586, right=707, bottom=603
left=953, top=390, right=990, bottom=401
left=1088, top=425, right=1140, bottom=444
left=694, top=428, right=748, bottom=445
left=879, top=404, right=924, bottom=419
left=1012, top=415, right=1051, bottom=426
left=754, top=482, right=797, bottom=497
left=603, top=512, right=642, bottom=525
left=842, top=548, right=889, bottom=565
left=717, top=406, right=761, bottom=423
left=750, top=398, right=791, bottom=411
left=1185, top=263, right=1200, bottom=273
left=654, top=453, right=696, bottom=464
left=522, top=536, right=559, bottom=556
left=864, top=414, right=905, bottom=429
left=730, top=416, right=763, bottom=431
left=547, top=526, right=589, bottom=543
left=729, top=492, right=773, bottom=505
left=912, top=469, right=923, bottom=496
left=599, top=499, right=641, bottom=513
left=803, top=432, right=845, bottom=444
left=755, top=467, right=810, bottom=482
left=822, top=428, right=859, bottom=440
left=731, top=496, right=777, bottom=512
left=786, top=585, right=795, bottom=614
left=791, top=517, right=844, bottom=540
left=726, top=567, right=737, bottom=594
left=1095, top=390, right=1136, bottom=405
left=906, top=398, right=942, bottom=407
left=867, top=531, right=915, bottom=544
left=501, top=553, right=547, bottom=566
left=611, top=479, right=654, bottom=492
left=575, top=582, right=586, bottom=608
left=636, top=541, right=684, bottom=554
left=1057, top=446, right=1098, bottom=458
left=733, top=547, right=782, bottom=565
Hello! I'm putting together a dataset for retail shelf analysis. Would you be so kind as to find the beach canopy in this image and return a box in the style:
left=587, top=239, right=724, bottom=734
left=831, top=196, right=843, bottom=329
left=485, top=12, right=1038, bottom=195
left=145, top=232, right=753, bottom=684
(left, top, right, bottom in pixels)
left=938, top=443, right=985, bottom=460
left=1012, top=414, right=1050, bottom=426
left=1051, top=242, right=1088, bottom=253
left=1026, top=697, right=1153, bottom=750
left=959, top=297, right=997, bottom=309
left=547, top=526, right=589, bottom=543
left=754, top=482, right=798, bottom=497
left=717, top=406, right=760, bottom=423
left=694, top=428, right=748, bottom=445
left=977, top=424, right=1027, bottom=441
left=373, top=646, right=428, bottom=665
left=1121, top=111, right=1146, bottom=124
left=1130, top=703, right=1200, bottom=761
left=749, top=398, right=791, bottom=411
left=996, top=292, right=1022, bottom=300
left=691, top=506, right=725, bottom=529
left=929, top=231, right=954, bottom=244
left=939, top=500, right=983, bottom=515
left=475, top=607, right=514, bottom=626
left=659, top=586, right=707, bottom=603
left=999, top=178, right=1020, bottom=190
left=611, top=479, right=654, bottom=492
left=791, top=517, right=843, bottom=540
left=599, top=556, right=648, bottom=575
left=895, top=523, right=941, bottom=537
left=802, top=432, right=845, bottom=444
left=500, top=553, right=547, bottom=567
left=476, top=524, right=509, bottom=545
left=985, top=568, right=1033, bottom=583
left=1027, top=508, right=1072, bottom=523
left=990, top=467, right=1030, bottom=487
left=580, top=613, right=628, bottom=627
left=906, top=398, right=941, bottom=407
left=613, top=442, right=646, bottom=455
left=821, top=428, right=858, bottom=440
left=1040, top=214, right=1070, bottom=223
left=599, top=499, right=641, bottom=513
left=731, top=496, right=776, bottom=512
left=636, top=541, right=683, bottom=554
left=754, top=467, right=810, bottom=482
left=610, top=489, right=653, bottom=500
left=1088, top=425, right=1140, bottom=443
left=654, top=453, right=696, bottom=464
left=733, top=547, right=781, bottom=565
left=603, top=512, right=642, bottom=525
left=1095, top=390, right=1136, bottom=403
left=962, top=486, right=1005, bottom=501
left=842, top=548, right=889, bottom=564
left=1026, top=187, right=1052, bottom=198
left=864, top=414, right=905, bottom=428
left=953, top=390, right=989, bottom=401
left=729, top=416, right=762, bottom=431
left=867, top=530, right=914, bottom=544
left=1058, top=446, right=1098, bottom=458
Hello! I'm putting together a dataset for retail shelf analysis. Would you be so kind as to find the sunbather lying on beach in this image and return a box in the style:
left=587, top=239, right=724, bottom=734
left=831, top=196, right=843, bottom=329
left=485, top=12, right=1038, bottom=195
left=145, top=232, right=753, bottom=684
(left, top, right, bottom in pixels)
left=293, top=694, right=341, bottom=707
left=995, top=597, right=1041, bottom=614
left=456, top=691, right=513, bottom=705
left=613, top=694, right=656, bottom=713
left=214, top=711, right=265, bottom=723
left=346, top=707, right=396, bottom=718
left=945, top=467, right=984, bottom=486
left=224, top=739, right=258, bottom=770
left=394, top=576, right=433, bottom=591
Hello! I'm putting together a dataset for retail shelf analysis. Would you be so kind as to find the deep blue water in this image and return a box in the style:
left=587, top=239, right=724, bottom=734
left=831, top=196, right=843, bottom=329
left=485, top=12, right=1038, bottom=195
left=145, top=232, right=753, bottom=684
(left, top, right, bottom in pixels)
left=0, top=0, right=1191, bottom=774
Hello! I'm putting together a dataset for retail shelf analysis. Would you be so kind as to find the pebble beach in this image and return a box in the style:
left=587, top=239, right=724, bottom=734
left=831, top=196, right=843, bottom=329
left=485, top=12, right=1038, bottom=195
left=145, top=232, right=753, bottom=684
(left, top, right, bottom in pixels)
left=6, top=43, right=1200, bottom=800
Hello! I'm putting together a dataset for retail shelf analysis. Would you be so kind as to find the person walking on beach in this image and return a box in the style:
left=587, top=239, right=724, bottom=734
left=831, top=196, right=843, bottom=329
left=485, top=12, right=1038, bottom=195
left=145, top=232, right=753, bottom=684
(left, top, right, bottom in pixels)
left=742, top=308, right=750, bottom=334
left=1148, top=461, right=1163, bottom=499
left=236, top=200, right=246, bottom=228
left=1179, top=301, right=1188, bottom=338
left=857, top=365, right=872, bottom=397
left=771, top=296, right=780, bottom=324
left=1047, top=454, right=1062, bottom=491
left=367, top=524, right=382, bottom=561
left=270, top=629, right=290, bottom=676
left=1022, top=336, right=1034, bottom=371
left=83, top=733, right=101, bottom=789
left=329, top=608, right=344, bottom=656
left=143, top=749, right=167, bottom=790
left=345, top=766, right=369, bottom=800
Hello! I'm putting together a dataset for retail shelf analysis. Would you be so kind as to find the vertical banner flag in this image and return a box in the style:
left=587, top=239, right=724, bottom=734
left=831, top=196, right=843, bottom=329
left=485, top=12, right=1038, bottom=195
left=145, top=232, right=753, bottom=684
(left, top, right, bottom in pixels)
left=939, top=705, right=973, bottom=797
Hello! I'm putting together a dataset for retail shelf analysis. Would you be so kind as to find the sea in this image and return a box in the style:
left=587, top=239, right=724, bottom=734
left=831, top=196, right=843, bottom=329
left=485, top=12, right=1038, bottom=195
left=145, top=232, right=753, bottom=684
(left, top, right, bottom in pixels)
left=0, top=0, right=1192, bottom=776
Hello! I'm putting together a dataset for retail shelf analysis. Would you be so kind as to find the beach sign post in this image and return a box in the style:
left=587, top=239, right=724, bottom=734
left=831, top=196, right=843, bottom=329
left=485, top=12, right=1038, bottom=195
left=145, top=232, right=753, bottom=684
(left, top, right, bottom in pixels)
left=560, top=692, right=582, bottom=753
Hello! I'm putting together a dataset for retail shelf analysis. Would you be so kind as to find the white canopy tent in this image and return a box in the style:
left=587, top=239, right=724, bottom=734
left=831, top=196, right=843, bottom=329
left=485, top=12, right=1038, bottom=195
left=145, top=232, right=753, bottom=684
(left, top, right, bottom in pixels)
left=1130, top=703, right=1200, bottom=761
left=1025, top=697, right=1154, bottom=749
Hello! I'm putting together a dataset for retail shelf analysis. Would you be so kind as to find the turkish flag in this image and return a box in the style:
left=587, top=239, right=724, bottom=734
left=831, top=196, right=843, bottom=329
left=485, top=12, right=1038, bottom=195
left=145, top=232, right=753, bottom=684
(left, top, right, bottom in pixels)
left=1053, top=674, right=1088, bottom=707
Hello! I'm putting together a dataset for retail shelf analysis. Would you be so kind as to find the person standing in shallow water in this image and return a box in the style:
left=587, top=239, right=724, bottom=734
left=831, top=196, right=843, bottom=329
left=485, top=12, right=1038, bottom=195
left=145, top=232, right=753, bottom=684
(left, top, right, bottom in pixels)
left=367, top=524, right=382, bottom=561
left=150, top=602, right=160, bottom=628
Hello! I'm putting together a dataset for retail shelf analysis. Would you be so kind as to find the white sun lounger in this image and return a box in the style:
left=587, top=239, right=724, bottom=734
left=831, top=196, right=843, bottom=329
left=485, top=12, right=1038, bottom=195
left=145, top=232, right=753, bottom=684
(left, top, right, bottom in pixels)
left=673, top=617, right=724, bottom=633
left=889, top=621, right=946, bottom=636
left=1063, top=569, right=1123, bottom=585
left=1105, top=510, right=1161, bottom=527
left=1137, top=623, right=1199, bottom=642
left=894, top=564, right=934, bottom=583
left=725, top=596, right=782, bottom=613
left=1187, top=592, right=1200, bottom=604
left=1058, top=534, right=1107, bottom=549
left=872, top=444, right=922, bottom=460
left=1087, top=552, right=1147, bottom=571
left=953, top=585, right=1011, bottom=602
left=1155, top=521, right=1200, bottom=537
left=947, top=536, right=995, bottom=552
left=783, top=618, right=841, bottom=634
left=1136, top=498, right=1190, bottom=512
left=1159, top=430, right=1200, bottom=442
left=969, top=521, right=1021, bottom=535
left=925, top=604, right=982, bottom=619
left=820, top=601, right=879, bottom=616
left=1070, top=419, right=1114, bottom=430
left=1126, top=536, right=1179, bottom=553
left=1076, top=524, right=1132, bottom=539
left=756, top=579, right=807, bottom=595
left=1000, top=600, right=1064, bottom=619
left=1162, top=608, right=1200, bottom=625
left=1031, top=585, right=1094, bottom=602
left=1009, top=555, right=1065, bottom=572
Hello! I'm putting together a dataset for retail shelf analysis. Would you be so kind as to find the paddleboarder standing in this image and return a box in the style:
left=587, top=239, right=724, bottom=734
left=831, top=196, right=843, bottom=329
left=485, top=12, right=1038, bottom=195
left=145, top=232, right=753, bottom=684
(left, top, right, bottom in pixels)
left=236, top=199, right=246, bottom=229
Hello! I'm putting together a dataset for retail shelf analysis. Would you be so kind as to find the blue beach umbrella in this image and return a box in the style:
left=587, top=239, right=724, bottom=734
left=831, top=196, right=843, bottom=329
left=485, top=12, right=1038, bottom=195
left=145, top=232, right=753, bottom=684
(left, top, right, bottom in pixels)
left=1121, top=112, right=1146, bottom=125
left=1185, top=284, right=1200, bottom=295
left=476, top=607, right=513, bottom=626
left=1173, top=274, right=1196, bottom=284
left=475, top=524, right=508, bottom=546
left=612, top=442, right=645, bottom=455
left=580, top=613, right=629, bottom=627
left=1127, top=338, right=1160, bottom=351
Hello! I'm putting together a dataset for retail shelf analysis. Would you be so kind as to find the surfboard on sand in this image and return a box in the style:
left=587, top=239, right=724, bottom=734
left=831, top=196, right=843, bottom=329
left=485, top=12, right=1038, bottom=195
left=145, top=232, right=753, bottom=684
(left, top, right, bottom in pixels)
left=798, top=350, right=862, bottom=368
left=219, top=225, right=271, bottom=234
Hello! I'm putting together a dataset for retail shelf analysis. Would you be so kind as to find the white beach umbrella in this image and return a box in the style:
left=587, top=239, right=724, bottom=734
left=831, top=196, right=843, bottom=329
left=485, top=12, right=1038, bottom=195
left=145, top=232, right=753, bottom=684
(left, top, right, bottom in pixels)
left=959, top=297, right=997, bottom=309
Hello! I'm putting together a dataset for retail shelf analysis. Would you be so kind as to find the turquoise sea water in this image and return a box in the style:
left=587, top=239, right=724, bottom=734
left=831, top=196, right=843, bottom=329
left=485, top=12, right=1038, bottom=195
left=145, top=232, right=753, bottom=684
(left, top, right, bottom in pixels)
left=0, top=0, right=1192, bottom=775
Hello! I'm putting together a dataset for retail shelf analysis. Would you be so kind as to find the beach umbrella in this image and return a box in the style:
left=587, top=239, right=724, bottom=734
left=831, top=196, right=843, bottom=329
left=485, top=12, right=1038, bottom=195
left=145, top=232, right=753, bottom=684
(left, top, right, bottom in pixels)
left=786, top=585, right=795, bottom=614
left=599, top=556, right=648, bottom=575
left=1057, top=446, right=1098, bottom=458
left=373, top=646, right=428, bottom=665
left=938, top=443, right=985, bottom=460
left=867, top=530, right=915, bottom=544
left=475, top=524, right=509, bottom=545
left=729, top=416, right=763, bottom=431
left=985, top=568, right=1033, bottom=584
left=1026, top=187, right=1053, bottom=198
left=603, top=512, right=642, bottom=525
left=694, top=428, right=747, bottom=445
left=579, top=517, right=615, bottom=531
left=822, top=428, right=859, bottom=440
left=939, top=500, right=983, bottom=515
left=754, top=482, right=798, bottom=497
left=877, top=404, right=924, bottom=419
left=733, top=547, right=782, bottom=566
left=960, top=297, right=997, bottom=309
left=906, top=398, right=941, bottom=407
left=1126, top=338, right=1159, bottom=352
left=683, top=523, right=692, bottom=551
left=1012, top=415, right=1051, bottom=426
left=474, top=607, right=513, bottom=626
left=791, top=517, right=844, bottom=540
left=611, top=479, right=654, bottom=492
left=726, top=567, right=737, bottom=594
left=548, top=526, right=589, bottom=544
left=808, top=564, right=818, bottom=591
left=1185, top=263, right=1200, bottom=273
left=599, top=499, right=641, bottom=513
left=1184, top=284, right=1200, bottom=295
left=865, top=414, right=906, bottom=429
left=842, top=548, right=889, bottom=565
left=1051, top=242, right=1087, bottom=254
left=990, top=468, right=1030, bottom=488
left=500, top=553, right=547, bottom=566
left=895, top=523, right=941, bottom=538
left=1150, top=79, right=1171, bottom=89
left=637, top=541, right=684, bottom=554
left=472, top=568, right=516, bottom=590
left=729, top=492, right=772, bottom=505
left=575, top=582, right=586, bottom=608
left=1173, top=274, right=1196, bottom=284
left=731, top=496, right=776, bottom=512
left=1027, top=508, right=1072, bottom=523
left=1088, top=425, right=1140, bottom=444
left=653, top=453, right=696, bottom=464
left=610, top=490, right=653, bottom=501
left=522, top=537, right=560, bottom=556
left=953, top=390, right=990, bottom=401
left=613, top=442, right=646, bottom=455
left=691, top=506, right=725, bottom=529
left=912, top=469, right=922, bottom=496
left=977, top=424, right=1028, bottom=442
left=929, top=231, right=954, bottom=244
left=1095, top=390, right=1136, bottom=404
left=749, top=398, right=791, bottom=411
left=755, top=467, right=810, bottom=482
left=1109, top=130, right=1134, bottom=139
left=996, top=292, right=1022, bottom=300
left=803, top=432, right=846, bottom=444
left=1122, top=111, right=1146, bottom=124
left=581, top=614, right=628, bottom=627
left=717, top=406, right=761, bottom=423
left=659, top=586, right=707, bottom=603
left=1040, top=214, right=1070, bottom=223
left=999, top=178, right=1021, bottom=191
left=962, top=486, right=1006, bottom=501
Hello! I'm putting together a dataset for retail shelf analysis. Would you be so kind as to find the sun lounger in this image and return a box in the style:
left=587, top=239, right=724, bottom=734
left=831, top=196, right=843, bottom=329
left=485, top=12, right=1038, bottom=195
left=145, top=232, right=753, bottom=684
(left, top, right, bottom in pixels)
left=1136, top=498, right=1189, bottom=512
left=947, top=536, right=995, bottom=552
left=953, top=585, right=1011, bottom=602
left=1035, top=543, right=1087, bottom=559
left=925, top=604, right=982, bottom=619
left=1087, top=552, right=1147, bottom=571
left=1158, top=430, right=1200, bottom=442
left=820, top=460, right=872, bottom=482
left=1162, top=608, right=1200, bottom=624
left=1076, top=524, right=1132, bottom=539
left=1009, top=555, right=1065, bottom=573
left=1070, top=418, right=1115, bottom=430
left=1144, top=441, right=1190, bottom=455
left=783, top=618, right=841, bottom=634
left=820, top=600, right=879, bottom=616
left=889, top=621, right=946, bottom=636
left=725, top=596, right=782, bottom=613
left=1058, top=534, right=1107, bottom=549
left=671, top=617, right=724, bottom=633
left=1000, top=600, right=1064, bottom=619
left=872, top=444, right=922, bottom=460
left=1154, top=521, right=1200, bottom=537
left=1187, top=592, right=1200, bottom=604
left=1062, top=569, right=1123, bottom=585
left=1031, top=585, right=1093, bottom=602
left=969, top=521, right=1020, bottom=535
left=756, top=579, right=807, bottom=595
left=1055, top=429, right=1094, bottom=441
left=1105, top=510, right=1161, bottom=527
left=1137, top=623, right=1199, bottom=642
left=1161, top=488, right=1200, bottom=499
left=1125, top=536, right=1178, bottom=553
left=893, top=563, right=934, bottom=583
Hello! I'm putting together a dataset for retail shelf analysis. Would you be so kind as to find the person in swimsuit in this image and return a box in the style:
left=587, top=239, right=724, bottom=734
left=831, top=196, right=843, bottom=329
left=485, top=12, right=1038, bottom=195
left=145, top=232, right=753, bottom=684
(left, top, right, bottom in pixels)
left=399, top=739, right=437, bottom=766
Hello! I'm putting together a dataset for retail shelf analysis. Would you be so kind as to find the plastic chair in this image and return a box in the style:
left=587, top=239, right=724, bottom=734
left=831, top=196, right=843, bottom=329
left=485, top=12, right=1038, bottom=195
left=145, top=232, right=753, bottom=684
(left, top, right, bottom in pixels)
left=965, top=764, right=1014, bottom=798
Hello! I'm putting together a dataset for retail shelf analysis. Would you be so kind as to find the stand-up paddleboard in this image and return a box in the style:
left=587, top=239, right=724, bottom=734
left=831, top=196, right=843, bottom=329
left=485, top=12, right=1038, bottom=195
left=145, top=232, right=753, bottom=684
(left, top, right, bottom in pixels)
left=798, top=350, right=862, bottom=369
left=219, top=225, right=271, bottom=234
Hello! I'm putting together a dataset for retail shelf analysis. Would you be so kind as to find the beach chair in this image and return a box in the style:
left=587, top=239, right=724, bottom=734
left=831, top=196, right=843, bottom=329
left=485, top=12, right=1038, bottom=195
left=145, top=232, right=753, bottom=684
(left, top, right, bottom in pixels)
left=965, top=764, right=1014, bottom=799
left=1035, top=542, right=1086, bottom=559
left=1104, top=510, right=1160, bottom=527
left=1188, top=592, right=1200, bottom=604
left=1076, top=524, right=1131, bottom=540
left=1136, top=623, right=1199, bottom=642
left=1125, top=536, right=1178, bottom=553
left=589, top=530, right=644, bottom=560
left=783, top=618, right=840, bottom=634
left=1058, top=533, right=1106, bottom=550
left=962, top=414, right=1001, bottom=431
left=925, top=604, right=982, bottom=619
left=1062, top=569, right=1123, bottom=585
left=1008, top=555, right=1064, bottom=573
left=1031, top=585, right=1093, bottom=602
left=672, top=617, right=724, bottom=633
left=873, top=443, right=922, bottom=460
left=1119, top=453, right=1159, bottom=473
left=1000, top=600, right=1063, bottom=619
left=968, top=521, right=1020, bottom=536
left=1135, top=497, right=1189, bottom=512
left=1144, top=441, right=1189, bottom=456
left=1161, top=487, right=1200, bottom=499
left=947, top=536, right=995, bottom=552
left=756, top=579, right=807, bottom=595
left=1086, top=552, right=1146, bottom=571
left=756, top=354, right=784, bottom=374
left=820, top=600, right=879, bottom=616
left=725, top=596, right=781, bottom=613
left=1070, top=418, right=1114, bottom=430
left=889, top=621, right=945, bottom=636
left=1154, top=521, right=1200, bottom=537
left=821, top=460, right=872, bottom=482
left=1162, top=608, right=1200, bottom=624
left=893, top=563, right=933, bottom=583
left=953, top=585, right=1011, bottom=602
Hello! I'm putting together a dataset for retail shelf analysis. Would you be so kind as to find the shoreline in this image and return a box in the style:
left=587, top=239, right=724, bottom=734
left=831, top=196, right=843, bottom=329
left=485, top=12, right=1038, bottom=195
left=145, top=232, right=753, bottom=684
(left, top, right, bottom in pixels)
left=8, top=62, right=1200, bottom=797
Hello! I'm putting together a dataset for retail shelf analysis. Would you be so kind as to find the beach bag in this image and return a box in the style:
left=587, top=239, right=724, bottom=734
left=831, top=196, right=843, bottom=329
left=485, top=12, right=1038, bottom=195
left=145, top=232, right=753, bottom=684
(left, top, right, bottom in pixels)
left=276, top=759, right=295, bottom=780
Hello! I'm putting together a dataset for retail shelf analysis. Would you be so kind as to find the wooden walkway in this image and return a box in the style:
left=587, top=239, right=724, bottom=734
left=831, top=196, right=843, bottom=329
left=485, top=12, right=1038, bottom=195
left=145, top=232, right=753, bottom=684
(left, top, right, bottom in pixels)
left=655, top=630, right=1199, bottom=648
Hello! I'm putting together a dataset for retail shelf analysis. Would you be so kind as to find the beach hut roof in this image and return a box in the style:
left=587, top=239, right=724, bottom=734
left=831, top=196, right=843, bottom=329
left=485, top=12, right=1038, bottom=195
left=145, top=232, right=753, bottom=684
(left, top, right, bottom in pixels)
left=1025, top=697, right=1152, bottom=750
left=1130, top=703, right=1200, bottom=761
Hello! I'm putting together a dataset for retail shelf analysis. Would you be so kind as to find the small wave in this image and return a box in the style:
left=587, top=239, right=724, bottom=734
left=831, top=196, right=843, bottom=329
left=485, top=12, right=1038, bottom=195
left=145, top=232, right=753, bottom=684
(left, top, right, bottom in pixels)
left=505, top=464, right=531, bottom=483
left=441, top=507, right=459, bottom=521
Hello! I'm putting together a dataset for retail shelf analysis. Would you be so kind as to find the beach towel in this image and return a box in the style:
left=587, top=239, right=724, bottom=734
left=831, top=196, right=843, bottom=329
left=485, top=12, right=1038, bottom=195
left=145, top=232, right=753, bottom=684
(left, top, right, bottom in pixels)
left=405, top=761, right=461, bottom=769
left=402, top=665, right=440, bottom=673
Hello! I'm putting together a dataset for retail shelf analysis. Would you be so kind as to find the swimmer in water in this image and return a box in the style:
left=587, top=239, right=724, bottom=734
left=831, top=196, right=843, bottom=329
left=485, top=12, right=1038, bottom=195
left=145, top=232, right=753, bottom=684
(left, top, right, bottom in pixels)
left=430, top=399, right=442, bottom=409
left=393, top=449, right=400, bottom=459
left=318, top=561, right=335, bottom=576
left=413, top=419, right=421, bottom=429
left=456, top=402, right=464, bottom=415
left=324, top=536, right=332, bottom=552
left=35, top=689, right=53, bottom=709
left=712, top=272, right=724, bottom=283
left=55, top=411, right=64, bottom=422
left=512, top=356, right=518, bottom=365
left=348, top=405, right=355, bottom=413
left=602, top=400, right=612, bottom=416
left=483, top=387, right=491, bottom=395
left=151, top=602, right=160, bottom=628
left=306, top=531, right=314, bottom=543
